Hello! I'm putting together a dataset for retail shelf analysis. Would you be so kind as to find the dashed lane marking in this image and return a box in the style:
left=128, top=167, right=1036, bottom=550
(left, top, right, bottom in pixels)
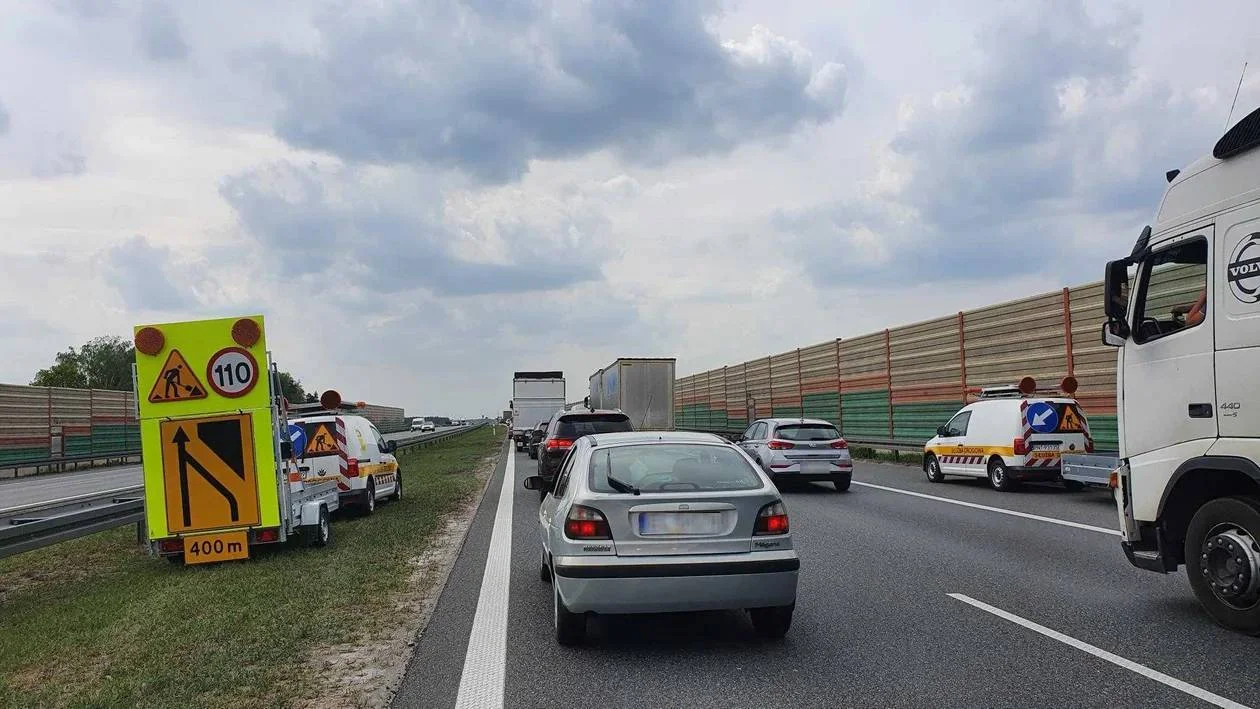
left=948, top=593, right=1252, bottom=709
left=852, top=480, right=1120, bottom=536
left=453, top=451, right=514, bottom=709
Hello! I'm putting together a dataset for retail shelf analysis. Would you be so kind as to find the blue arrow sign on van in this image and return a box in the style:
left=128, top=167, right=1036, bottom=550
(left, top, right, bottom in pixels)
left=1026, top=401, right=1059, bottom=434
left=287, top=423, right=307, bottom=457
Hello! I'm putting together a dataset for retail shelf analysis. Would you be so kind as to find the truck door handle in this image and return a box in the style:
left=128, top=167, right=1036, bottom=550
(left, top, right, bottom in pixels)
left=1188, top=403, right=1213, bottom=419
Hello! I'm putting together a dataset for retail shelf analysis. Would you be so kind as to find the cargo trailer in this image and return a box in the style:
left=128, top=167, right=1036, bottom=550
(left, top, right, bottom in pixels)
left=587, top=358, right=675, bottom=430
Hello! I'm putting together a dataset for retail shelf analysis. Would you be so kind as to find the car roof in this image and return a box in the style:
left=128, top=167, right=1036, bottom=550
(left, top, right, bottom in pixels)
left=966, top=397, right=1078, bottom=407
left=558, top=409, right=627, bottom=418
left=585, top=431, right=729, bottom=446
left=758, top=418, right=836, bottom=426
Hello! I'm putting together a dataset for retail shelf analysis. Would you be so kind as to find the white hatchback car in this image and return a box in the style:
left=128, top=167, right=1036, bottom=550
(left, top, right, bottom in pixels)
left=290, top=414, right=401, bottom=513
left=524, top=431, right=799, bottom=645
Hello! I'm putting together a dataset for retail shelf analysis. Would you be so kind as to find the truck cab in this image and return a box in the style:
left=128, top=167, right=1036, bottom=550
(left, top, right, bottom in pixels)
left=1102, top=106, right=1260, bottom=634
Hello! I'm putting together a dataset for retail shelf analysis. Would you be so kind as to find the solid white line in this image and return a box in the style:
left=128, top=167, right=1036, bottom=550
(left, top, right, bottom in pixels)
left=948, top=593, right=1253, bottom=709
left=453, top=450, right=514, bottom=709
left=852, top=480, right=1120, bottom=536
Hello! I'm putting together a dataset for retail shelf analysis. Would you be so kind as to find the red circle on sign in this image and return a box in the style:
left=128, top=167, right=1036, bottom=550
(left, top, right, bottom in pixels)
left=206, top=346, right=260, bottom=398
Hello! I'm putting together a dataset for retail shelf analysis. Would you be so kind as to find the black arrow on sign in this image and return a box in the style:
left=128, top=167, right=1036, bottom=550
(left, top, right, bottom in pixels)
left=173, top=427, right=240, bottom=527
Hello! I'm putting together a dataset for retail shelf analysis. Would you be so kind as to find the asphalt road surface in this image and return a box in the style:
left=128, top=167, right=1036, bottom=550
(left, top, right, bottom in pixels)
left=395, top=445, right=1259, bottom=709
left=0, top=426, right=467, bottom=512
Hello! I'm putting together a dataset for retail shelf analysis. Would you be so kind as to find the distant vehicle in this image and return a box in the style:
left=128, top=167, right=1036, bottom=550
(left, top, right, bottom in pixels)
left=527, top=422, right=548, bottom=460
left=512, top=371, right=565, bottom=451
left=535, top=410, right=632, bottom=496
left=737, top=418, right=852, bottom=491
left=420, top=421, right=436, bottom=432
left=290, top=413, right=401, bottom=513
left=410, top=419, right=425, bottom=431
left=587, top=358, right=676, bottom=429
left=523, top=431, right=799, bottom=645
left=922, top=378, right=1091, bottom=492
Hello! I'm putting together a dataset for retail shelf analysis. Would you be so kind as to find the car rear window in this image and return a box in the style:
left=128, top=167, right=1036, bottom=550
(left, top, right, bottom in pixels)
left=556, top=414, right=632, bottom=438
left=588, top=444, right=763, bottom=493
left=774, top=423, right=840, bottom=441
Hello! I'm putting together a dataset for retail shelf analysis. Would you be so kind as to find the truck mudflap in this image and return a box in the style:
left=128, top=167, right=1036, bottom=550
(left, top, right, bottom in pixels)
left=1115, top=462, right=1177, bottom=573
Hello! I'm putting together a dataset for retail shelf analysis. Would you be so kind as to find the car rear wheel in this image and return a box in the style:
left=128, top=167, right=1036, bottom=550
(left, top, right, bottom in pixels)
left=749, top=603, right=794, bottom=639
left=539, top=549, right=551, bottom=584
left=987, top=458, right=1014, bottom=492
left=832, top=475, right=851, bottom=492
left=925, top=455, right=945, bottom=483
left=1184, top=496, right=1260, bottom=635
left=554, top=575, right=586, bottom=645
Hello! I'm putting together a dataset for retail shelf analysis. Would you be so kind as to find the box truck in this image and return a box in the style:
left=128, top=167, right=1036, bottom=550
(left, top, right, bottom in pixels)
left=511, top=371, right=565, bottom=451
left=587, top=358, right=675, bottom=430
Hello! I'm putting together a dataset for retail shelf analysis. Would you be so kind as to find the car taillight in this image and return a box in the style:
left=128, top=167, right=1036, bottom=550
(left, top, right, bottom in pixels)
left=545, top=438, right=574, bottom=451
left=831, top=439, right=848, bottom=449
left=767, top=440, right=795, bottom=450
left=755, top=501, right=790, bottom=535
left=1013, top=438, right=1029, bottom=456
left=346, top=458, right=360, bottom=477
left=564, top=505, right=611, bottom=540
left=1086, top=440, right=1094, bottom=453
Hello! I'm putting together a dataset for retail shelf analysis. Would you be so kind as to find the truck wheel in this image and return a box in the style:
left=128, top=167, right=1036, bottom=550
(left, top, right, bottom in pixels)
left=1184, top=496, right=1260, bottom=635
left=749, top=603, right=794, bottom=639
left=308, top=506, right=331, bottom=547
left=1063, top=479, right=1084, bottom=492
left=987, top=458, right=1015, bottom=492
left=362, top=479, right=377, bottom=515
left=925, top=455, right=945, bottom=483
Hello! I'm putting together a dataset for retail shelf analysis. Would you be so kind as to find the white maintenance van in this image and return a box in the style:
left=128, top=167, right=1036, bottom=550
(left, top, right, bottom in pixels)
left=1093, top=105, right=1260, bottom=634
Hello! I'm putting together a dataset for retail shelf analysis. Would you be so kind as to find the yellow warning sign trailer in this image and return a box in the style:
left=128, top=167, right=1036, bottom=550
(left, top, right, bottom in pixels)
left=134, top=315, right=339, bottom=564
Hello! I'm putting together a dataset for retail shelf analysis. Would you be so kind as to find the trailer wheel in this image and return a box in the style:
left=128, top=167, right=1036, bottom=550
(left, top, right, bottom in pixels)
left=309, top=506, right=331, bottom=548
left=1184, top=496, right=1260, bottom=635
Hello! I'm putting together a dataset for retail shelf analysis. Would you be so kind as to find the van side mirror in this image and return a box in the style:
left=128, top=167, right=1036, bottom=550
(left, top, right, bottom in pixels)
left=936, top=425, right=949, bottom=437
left=385, top=440, right=397, bottom=453
left=523, top=475, right=545, bottom=491
left=1102, top=319, right=1129, bottom=347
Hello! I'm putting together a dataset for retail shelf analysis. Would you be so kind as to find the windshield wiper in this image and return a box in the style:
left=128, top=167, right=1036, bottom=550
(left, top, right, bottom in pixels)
left=607, top=474, right=640, bottom=495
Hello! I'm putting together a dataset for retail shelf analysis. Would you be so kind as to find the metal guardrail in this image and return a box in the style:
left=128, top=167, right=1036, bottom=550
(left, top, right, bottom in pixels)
left=0, top=423, right=490, bottom=560
left=2, top=450, right=142, bottom=477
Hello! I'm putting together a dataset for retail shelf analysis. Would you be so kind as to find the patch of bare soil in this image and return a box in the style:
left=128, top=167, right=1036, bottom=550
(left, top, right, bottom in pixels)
left=293, top=452, right=499, bottom=709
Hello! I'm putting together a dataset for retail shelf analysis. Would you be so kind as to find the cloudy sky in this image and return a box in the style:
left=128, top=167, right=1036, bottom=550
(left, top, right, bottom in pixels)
left=2, top=0, right=1258, bottom=417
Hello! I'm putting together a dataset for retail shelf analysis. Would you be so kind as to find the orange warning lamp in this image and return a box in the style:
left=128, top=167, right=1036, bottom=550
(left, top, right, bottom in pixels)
left=135, top=327, right=165, bottom=356
left=232, top=318, right=261, bottom=348
left=355, top=401, right=367, bottom=408
left=320, top=390, right=342, bottom=410
left=1017, top=376, right=1037, bottom=396
left=1060, top=376, right=1079, bottom=395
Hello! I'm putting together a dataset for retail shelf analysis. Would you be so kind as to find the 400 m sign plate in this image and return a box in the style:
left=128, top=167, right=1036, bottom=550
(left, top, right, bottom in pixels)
left=160, top=413, right=261, bottom=533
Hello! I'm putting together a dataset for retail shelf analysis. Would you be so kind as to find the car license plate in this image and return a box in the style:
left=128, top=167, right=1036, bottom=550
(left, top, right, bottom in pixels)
left=184, top=530, right=249, bottom=565
left=638, top=512, right=723, bottom=536
left=1029, top=450, right=1059, bottom=460
left=801, top=461, right=831, bottom=474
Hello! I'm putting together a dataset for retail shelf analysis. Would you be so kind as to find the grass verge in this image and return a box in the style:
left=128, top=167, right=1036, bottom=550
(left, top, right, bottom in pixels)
left=849, top=446, right=924, bottom=467
left=0, top=426, right=501, bottom=709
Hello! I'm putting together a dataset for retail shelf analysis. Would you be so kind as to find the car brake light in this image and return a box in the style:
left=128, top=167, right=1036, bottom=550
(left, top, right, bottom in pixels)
left=755, top=501, right=790, bottom=535
left=564, top=505, right=611, bottom=540
left=767, top=440, right=795, bottom=450
left=830, top=439, right=848, bottom=449
left=346, top=458, right=360, bottom=477
left=1013, top=438, right=1029, bottom=456
left=545, top=438, right=574, bottom=451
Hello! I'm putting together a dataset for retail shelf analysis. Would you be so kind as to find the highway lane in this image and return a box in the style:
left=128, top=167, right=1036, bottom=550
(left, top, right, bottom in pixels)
left=397, top=447, right=1259, bottom=709
left=0, top=425, right=469, bottom=512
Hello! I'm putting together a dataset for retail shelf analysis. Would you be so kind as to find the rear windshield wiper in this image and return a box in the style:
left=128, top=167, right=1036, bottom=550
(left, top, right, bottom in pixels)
left=607, top=474, right=640, bottom=495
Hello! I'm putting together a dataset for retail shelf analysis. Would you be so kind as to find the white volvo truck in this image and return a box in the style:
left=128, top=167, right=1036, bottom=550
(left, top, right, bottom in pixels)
left=1098, top=105, right=1260, bottom=635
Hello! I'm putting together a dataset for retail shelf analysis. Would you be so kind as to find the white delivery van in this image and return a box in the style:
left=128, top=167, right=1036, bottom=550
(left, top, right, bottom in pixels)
left=923, top=377, right=1092, bottom=491
left=290, top=413, right=401, bottom=514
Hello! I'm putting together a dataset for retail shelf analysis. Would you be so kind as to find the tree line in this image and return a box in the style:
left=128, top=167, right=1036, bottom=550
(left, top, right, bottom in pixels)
left=30, top=335, right=313, bottom=403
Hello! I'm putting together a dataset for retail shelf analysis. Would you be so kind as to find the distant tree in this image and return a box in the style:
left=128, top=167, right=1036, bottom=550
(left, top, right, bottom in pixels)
left=276, top=371, right=306, bottom=403
left=304, top=392, right=318, bottom=404
left=31, top=336, right=134, bottom=391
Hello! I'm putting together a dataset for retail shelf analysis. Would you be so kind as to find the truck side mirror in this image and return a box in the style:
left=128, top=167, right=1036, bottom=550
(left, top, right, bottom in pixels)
left=1101, top=319, right=1129, bottom=347
left=1103, top=259, right=1131, bottom=321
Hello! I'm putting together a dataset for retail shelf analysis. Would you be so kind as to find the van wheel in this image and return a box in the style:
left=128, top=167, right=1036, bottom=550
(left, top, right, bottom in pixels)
left=925, top=455, right=945, bottom=483
left=363, top=479, right=377, bottom=515
left=1184, top=496, right=1260, bottom=635
left=389, top=470, right=403, bottom=501
left=988, top=458, right=1015, bottom=492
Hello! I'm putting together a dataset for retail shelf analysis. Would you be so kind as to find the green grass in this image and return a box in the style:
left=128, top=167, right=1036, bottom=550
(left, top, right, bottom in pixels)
left=0, top=427, right=501, bottom=709
left=849, top=446, right=924, bottom=467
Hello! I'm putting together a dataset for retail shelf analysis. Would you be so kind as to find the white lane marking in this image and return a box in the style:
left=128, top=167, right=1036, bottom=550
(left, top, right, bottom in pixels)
left=453, top=450, right=514, bottom=709
left=948, top=594, right=1253, bottom=709
left=852, top=480, right=1120, bottom=536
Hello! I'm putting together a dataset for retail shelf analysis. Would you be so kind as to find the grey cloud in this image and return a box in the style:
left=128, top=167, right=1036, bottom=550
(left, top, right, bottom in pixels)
left=103, top=235, right=196, bottom=310
left=30, top=133, right=86, bottom=177
left=138, top=0, right=188, bottom=62
left=0, top=101, right=9, bottom=136
left=54, top=0, right=120, bottom=18
left=220, top=161, right=609, bottom=296
left=780, top=1, right=1221, bottom=289
left=258, top=1, right=845, bottom=182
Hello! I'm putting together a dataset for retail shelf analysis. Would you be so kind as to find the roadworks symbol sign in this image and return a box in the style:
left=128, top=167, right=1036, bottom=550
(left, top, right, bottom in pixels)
left=305, top=424, right=339, bottom=455
left=160, top=413, right=260, bottom=533
left=1058, top=405, right=1085, bottom=433
left=147, top=349, right=207, bottom=403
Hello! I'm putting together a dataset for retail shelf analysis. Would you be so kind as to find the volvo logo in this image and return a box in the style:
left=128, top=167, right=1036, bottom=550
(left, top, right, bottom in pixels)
left=1227, top=233, right=1260, bottom=304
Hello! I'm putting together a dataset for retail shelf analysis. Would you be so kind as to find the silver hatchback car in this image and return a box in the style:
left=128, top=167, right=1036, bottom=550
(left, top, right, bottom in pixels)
left=523, top=431, right=799, bottom=645
left=738, top=418, right=853, bottom=491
